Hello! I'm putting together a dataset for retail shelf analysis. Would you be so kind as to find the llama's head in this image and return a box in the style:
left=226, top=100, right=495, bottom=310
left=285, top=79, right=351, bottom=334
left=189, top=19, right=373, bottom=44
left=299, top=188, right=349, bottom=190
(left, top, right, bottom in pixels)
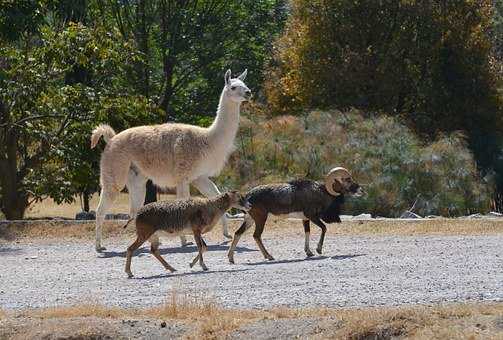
left=224, top=69, right=252, bottom=103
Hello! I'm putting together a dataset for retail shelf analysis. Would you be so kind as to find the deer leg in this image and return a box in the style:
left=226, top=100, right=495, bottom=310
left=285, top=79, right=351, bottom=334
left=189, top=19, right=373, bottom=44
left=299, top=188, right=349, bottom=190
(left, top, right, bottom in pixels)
left=149, top=234, right=176, bottom=273
left=303, top=220, right=314, bottom=257
left=253, top=213, right=274, bottom=261
left=228, top=214, right=254, bottom=264
left=193, top=176, right=231, bottom=239
left=125, top=234, right=150, bottom=278
left=310, top=218, right=327, bottom=254
left=192, top=232, right=208, bottom=271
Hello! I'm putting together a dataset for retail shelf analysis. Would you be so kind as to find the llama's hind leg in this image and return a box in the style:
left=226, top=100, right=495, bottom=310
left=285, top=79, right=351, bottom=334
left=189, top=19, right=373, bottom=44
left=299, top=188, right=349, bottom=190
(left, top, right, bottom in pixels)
left=127, top=168, right=147, bottom=219
left=193, top=176, right=231, bottom=239
left=95, top=188, right=119, bottom=252
left=176, top=181, right=191, bottom=247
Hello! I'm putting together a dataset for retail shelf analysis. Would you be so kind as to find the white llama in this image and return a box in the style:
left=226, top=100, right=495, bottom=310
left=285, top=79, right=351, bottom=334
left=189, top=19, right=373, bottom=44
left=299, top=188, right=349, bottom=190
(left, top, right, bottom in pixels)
left=90, top=69, right=251, bottom=252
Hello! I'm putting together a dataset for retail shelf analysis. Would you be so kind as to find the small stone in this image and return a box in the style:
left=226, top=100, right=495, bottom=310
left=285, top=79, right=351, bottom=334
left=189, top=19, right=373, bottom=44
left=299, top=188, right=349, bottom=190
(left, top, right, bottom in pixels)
left=400, top=211, right=422, bottom=218
left=160, top=321, right=167, bottom=328
left=488, top=211, right=503, bottom=218
left=75, top=210, right=96, bottom=220
left=352, top=213, right=371, bottom=219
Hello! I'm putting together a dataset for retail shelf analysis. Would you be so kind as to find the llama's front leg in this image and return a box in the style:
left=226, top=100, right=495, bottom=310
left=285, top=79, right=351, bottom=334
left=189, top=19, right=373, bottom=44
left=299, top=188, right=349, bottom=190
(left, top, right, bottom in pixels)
left=193, top=176, right=232, bottom=239
left=176, top=181, right=191, bottom=246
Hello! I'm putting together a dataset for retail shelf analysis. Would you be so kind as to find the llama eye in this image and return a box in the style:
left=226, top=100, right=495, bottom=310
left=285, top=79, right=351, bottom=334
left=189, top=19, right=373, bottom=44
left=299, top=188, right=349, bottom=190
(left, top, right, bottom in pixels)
left=231, top=86, right=236, bottom=90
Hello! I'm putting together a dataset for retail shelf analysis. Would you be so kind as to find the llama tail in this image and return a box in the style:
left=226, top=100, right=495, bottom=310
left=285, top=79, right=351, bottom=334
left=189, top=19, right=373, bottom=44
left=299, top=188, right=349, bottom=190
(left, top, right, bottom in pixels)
left=123, top=217, right=135, bottom=229
left=90, top=124, right=116, bottom=148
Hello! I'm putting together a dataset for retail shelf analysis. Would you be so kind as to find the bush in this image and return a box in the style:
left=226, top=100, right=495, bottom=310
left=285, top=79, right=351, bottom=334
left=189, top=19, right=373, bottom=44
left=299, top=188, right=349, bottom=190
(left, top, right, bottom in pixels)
left=264, top=0, right=503, bottom=202
left=218, top=109, right=491, bottom=217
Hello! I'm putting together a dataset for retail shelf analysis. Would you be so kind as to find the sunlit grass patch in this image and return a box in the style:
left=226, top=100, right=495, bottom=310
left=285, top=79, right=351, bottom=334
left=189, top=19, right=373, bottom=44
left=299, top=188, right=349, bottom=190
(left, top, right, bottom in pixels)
left=4, top=298, right=503, bottom=339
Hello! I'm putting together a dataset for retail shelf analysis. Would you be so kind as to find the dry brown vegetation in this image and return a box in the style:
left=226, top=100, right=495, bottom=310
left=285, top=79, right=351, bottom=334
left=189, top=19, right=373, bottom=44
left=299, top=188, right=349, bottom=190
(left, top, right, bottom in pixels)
left=2, top=217, right=503, bottom=242
left=3, top=292, right=503, bottom=339
left=23, top=193, right=171, bottom=219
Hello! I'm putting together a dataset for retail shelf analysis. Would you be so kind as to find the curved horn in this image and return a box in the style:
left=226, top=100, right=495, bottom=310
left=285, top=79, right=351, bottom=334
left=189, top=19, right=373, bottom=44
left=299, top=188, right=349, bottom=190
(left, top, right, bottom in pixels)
left=325, top=167, right=351, bottom=196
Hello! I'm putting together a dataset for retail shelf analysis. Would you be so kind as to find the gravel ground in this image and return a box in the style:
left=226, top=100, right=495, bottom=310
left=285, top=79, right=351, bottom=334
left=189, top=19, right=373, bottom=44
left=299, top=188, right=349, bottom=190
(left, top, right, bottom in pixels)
left=1, top=233, right=502, bottom=310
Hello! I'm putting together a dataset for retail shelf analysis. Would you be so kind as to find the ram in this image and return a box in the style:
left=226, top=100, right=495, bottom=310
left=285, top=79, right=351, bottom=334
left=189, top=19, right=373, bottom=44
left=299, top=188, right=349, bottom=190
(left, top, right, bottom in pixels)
left=227, top=167, right=362, bottom=263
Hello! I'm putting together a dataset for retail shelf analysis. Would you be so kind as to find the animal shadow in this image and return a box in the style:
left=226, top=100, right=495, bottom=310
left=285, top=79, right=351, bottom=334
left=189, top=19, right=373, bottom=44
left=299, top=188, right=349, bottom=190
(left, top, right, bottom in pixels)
left=100, top=243, right=257, bottom=259
left=246, top=253, right=367, bottom=266
left=132, top=268, right=252, bottom=280
left=0, top=246, right=24, bottom=256
left=331, top=254, right=366, bottom=260
left=246, top=256, right=329, bottom=266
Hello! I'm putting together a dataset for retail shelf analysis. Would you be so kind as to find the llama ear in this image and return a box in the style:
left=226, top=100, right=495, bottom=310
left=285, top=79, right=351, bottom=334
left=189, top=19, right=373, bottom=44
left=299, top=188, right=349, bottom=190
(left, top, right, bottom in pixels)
left=224, top=69, right=232, bottom=86
left=237, top=69, right=247, bottom=81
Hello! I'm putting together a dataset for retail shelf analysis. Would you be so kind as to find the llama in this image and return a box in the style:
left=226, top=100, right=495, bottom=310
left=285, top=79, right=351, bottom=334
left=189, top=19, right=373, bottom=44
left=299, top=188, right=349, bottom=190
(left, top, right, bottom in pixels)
left=91, top=69, right=251, bottom=252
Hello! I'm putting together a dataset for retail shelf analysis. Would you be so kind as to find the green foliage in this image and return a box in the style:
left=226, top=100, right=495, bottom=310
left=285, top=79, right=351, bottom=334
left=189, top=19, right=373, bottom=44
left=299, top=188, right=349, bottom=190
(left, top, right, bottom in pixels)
left=0, top=0, right=45, bottom=41
left=265, top=0, right=503, bottom=205
left=0, top=1, right=288, bottom=217
left=0, top=22, right=154, bottom=217
left=267, top=0, right=500, bottom=127
left=220, top=109, right=491, bottom=217
left=492, top=0, right=503, bottom=60
left=99, top=0, right=287, bottom=121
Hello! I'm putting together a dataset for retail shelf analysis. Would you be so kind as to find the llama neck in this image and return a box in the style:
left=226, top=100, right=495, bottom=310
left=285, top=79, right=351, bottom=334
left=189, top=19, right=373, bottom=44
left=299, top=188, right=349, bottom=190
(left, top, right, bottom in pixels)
left=207, top=91, right=240, bottom=144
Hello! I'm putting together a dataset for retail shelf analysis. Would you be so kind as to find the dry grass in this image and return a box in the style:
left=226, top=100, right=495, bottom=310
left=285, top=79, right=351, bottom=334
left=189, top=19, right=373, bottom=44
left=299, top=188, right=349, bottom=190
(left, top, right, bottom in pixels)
left=22, top=304, right=138, bottom=320
left=24, top=193, right=175, bottom=219
left=6, top=293, right=503, bottom=339
left=2, top=217, right=503, bottom=242
left=271, top=218, right=503, bottom=236
left=24, top=194, right=130, bottom=219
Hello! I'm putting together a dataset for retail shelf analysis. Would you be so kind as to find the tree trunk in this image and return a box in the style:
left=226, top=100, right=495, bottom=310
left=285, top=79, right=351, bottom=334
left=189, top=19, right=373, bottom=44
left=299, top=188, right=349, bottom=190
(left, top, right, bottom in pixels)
left=2, top=191, right=28, bottom=220
left=159, top=59, right=175, bottom=121
left=144, top=180, right=157, bottom=204
left=493, top=186, right=503, bottom=213
left=83, top=190, right=90, bottom=212
left=0, top=125, right=29, bottom=220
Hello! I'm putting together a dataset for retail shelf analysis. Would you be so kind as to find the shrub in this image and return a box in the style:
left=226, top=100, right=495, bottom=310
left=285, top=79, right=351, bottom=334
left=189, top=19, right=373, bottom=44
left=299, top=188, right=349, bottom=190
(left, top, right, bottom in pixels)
left=264, top=0, right=503, bottom=204
left=218, top=109, right=491, bottom=217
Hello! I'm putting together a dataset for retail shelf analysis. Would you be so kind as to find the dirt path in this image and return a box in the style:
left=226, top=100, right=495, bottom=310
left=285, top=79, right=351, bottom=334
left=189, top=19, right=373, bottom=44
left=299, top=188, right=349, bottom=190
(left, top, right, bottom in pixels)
left=1, top=233, right=502, bottom=310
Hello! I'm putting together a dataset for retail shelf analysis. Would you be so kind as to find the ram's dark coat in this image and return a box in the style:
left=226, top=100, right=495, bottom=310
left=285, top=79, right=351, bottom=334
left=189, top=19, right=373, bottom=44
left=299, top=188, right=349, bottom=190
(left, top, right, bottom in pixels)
left=245, top=179, right=345, bottom=223
left=227, top=179, right=352, bottom=263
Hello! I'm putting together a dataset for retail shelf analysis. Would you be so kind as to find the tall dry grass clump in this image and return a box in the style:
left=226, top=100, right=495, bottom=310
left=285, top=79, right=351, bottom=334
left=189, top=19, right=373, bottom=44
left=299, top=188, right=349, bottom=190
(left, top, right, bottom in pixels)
left=220, top=108, right=491, bottom=217
left=150, top=290, right=262, bottom=338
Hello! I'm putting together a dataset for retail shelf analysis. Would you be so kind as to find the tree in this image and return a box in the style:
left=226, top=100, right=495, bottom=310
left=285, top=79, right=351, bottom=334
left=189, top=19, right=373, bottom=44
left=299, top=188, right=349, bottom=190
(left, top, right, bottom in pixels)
left=0, top=23, right=153, bottom=218
left=94, top=0, right=286, bottom=203
left=266, top=0, right=503, bottom=207
left=492, top=0, right=503, bottom=60
left=98, top=0, right=287, bottom=122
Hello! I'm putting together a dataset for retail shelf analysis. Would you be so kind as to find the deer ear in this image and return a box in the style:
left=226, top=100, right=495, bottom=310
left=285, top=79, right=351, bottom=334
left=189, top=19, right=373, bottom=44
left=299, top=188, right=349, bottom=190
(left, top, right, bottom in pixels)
left=224, top=69, right=232, bottom=86
left=237, top=69, right=247, bottom=81
left=332, top=179, right=343, bottom=194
